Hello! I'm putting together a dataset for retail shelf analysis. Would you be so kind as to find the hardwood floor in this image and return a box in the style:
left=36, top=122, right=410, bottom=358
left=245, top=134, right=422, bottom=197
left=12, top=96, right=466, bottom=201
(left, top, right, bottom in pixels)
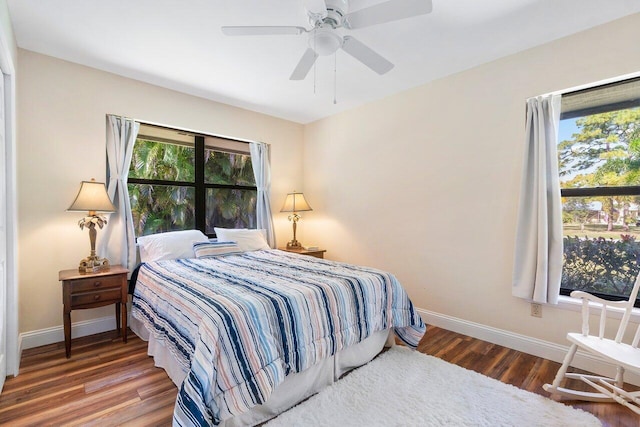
left=0, top=326, right=636, bottom=426
left=0, top=329, right=176, bottom=426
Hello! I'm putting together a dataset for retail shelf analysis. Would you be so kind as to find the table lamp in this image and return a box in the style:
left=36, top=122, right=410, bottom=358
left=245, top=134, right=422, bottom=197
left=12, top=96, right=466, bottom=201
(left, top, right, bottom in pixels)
left=280, top=191, right=312, bottom=249
left=68, top=178, right=116, bottom=273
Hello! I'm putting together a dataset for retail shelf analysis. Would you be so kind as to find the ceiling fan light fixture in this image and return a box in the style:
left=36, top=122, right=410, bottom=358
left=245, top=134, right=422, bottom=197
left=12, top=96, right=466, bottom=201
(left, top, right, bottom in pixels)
left=310, top=28, right=342, bottom=56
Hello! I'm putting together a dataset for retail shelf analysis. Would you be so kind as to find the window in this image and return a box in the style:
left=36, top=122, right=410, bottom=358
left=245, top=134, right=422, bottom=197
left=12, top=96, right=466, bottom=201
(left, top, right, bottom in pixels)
left=128, top=124, right=257, bottom=237
left=558, top=77, right=640, bottom=304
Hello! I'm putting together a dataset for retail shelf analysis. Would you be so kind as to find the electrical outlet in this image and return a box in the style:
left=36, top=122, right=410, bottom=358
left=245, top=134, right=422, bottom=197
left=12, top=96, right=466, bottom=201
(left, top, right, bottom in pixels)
left=531, top=303, right=542, bottom=318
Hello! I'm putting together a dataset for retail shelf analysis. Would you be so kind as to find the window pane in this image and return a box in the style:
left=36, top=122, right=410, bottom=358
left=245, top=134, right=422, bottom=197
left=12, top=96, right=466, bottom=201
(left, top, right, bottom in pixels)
left=204, top=150, right=255, bottom=185
left=557, top=108, right=640, bottom=189
left=562, top=197, right=640, bottom=300
left=559, top=103, right=640, bottom=302
left=129, top=184, right=195, bottom=236
left=206, top=188, right=257, bottom=234
left=129, top=138, right=195, bottom=182
left=562, top=196, right=640, bottom=238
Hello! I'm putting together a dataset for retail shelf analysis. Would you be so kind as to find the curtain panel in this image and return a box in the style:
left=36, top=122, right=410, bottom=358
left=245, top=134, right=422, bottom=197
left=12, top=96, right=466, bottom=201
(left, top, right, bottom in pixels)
left=97, top=115, right=140, bottom=275
left=512, top=94, right=563, bottom=304
left=250, top=142, right=276, bottom=248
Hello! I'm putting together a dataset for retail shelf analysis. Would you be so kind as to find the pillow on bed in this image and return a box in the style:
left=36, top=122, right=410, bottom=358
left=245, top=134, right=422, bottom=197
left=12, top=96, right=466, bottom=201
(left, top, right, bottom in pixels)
left=193, top=241, right=242, bottom=258
left=137, top=230, right=208, bottom=262
left=213, top=228, right=270, bottom=252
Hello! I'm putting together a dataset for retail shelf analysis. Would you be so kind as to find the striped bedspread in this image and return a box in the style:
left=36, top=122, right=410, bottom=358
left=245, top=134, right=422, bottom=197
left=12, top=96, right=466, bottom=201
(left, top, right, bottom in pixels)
left=131, top=250, right=425, bottom=426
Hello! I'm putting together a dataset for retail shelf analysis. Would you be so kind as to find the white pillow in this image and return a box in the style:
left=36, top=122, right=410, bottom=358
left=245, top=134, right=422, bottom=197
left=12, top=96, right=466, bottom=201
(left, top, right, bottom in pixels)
left=137, top=230, right=208, bottom=262
left=213, top=228, right=270, bottom=252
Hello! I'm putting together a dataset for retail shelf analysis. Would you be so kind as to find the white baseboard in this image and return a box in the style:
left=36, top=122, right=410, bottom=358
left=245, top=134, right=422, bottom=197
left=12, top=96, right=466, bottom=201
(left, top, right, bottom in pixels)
left=417, top=308, right=640, bottom=387
left=19, top=316, right=118, bottom=351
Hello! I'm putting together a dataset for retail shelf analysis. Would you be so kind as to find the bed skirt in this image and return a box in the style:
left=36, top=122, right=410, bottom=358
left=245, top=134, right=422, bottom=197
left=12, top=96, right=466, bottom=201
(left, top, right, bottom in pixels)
left=131, top=316, right=392, bottom=426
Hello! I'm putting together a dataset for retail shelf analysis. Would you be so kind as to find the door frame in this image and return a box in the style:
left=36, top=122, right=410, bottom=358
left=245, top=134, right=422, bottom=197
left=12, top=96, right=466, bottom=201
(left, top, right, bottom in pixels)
left=0, top=23, right=20, bottom=380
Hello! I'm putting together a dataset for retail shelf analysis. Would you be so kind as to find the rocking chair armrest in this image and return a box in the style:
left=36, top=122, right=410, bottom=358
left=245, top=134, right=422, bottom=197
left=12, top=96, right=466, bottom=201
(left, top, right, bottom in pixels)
left=569, top=291, right=629, bottom=309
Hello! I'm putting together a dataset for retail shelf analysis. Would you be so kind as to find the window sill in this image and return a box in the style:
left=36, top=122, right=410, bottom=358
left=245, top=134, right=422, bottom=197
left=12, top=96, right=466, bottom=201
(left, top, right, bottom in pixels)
left=555, top=295, right=640, bottom=322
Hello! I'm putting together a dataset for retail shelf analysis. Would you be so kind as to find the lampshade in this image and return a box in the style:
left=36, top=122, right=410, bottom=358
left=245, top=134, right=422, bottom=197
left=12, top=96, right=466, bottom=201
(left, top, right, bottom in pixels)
left=68, top=179, right=116, bottom=213
left=280, top=192, right=312, bottom=213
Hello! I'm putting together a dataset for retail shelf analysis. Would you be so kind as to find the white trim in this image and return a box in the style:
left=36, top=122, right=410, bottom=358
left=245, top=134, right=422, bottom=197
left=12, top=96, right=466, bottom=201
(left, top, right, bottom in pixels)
left=418, top=308, right=640, bottom=387
left=0, top=21, right=18, bottom=378
left=19, top=316, right=119, bottom=351
left=0, top=353, right=5, bottom=386
left=4, top=74, right=17, bottom=377
left=555, top=295, right=640, bottom=321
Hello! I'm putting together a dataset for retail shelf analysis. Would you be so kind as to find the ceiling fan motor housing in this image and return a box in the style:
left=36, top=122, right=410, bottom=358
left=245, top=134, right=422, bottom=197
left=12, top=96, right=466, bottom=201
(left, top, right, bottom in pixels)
left=309, top=0, right=348, bottom=28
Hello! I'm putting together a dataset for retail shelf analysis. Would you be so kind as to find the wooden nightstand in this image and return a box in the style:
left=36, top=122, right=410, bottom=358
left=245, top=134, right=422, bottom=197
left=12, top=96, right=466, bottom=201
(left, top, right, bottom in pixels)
left=280, top=247, right=327, bottom=259
left=59, top=265, right=129, bottom=358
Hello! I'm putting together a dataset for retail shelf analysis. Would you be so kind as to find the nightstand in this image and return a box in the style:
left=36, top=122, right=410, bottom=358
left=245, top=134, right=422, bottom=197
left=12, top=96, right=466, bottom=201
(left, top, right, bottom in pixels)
left=58, top=265, right=129, bottom=358
left=280, top=247, right=327, bottom=259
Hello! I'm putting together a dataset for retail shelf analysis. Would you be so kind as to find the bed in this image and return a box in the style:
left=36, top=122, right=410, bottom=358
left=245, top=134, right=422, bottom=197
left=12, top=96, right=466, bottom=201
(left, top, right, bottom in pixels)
left=130, top=243, right=425, bottom=426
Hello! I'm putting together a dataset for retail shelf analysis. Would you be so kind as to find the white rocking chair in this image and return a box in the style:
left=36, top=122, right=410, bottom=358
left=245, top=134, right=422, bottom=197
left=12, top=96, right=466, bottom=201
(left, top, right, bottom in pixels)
left=543, top=273, right=640, bottom=415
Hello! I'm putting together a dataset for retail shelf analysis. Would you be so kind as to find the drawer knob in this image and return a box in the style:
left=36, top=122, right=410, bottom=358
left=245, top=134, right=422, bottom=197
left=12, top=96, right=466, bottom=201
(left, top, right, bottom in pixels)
left=93, top=281, right=101, bottom=287
left=93, top=294, right=101, bottom=301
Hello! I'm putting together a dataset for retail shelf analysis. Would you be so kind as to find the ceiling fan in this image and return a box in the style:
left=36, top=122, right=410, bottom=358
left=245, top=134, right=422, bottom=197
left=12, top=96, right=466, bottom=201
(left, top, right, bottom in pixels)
left=221, top=0, right=433, bottom=80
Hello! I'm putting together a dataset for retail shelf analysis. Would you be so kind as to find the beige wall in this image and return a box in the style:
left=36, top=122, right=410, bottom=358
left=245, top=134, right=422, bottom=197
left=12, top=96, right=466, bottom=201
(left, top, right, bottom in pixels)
left=302, top=13, right=640, bottom=346
left=15, top=13, right=640, bottom=349
left=17, top=49, right=304, bottom=334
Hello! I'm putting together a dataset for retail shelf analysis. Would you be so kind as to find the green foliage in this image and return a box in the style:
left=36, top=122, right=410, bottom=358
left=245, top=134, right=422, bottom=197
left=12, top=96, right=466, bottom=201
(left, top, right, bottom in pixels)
left=558, top=108, right=640, bottom=185
left=559, top=108, right=640, bottom=232
left=128, top=138, right=256, bottom=236
left=205, top=150, right=254, bottom=185
left=562, top=235, right=640, bottom=298
left=128, top=184, right=195, bottom=236
left=129, top=139, right=195, bottom=181
left=205, top=188, right=257, bottom=232
left=562, top=198, right=593, bottom=225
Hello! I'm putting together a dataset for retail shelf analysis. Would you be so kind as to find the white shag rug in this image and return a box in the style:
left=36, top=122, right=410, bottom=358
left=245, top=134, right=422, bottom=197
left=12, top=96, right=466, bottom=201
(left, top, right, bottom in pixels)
left=265, top=346, right=602, bottom=427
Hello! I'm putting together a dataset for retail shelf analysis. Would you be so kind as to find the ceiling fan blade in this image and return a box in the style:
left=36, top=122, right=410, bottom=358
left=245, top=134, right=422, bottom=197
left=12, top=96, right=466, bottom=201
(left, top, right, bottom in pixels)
left=303, top=0, right=328, bottom=18
left=345, top=0, right=432, bottom=29
left=221, top=26, right=307, bottom=36
left=290, top=48, right=319, bottom=80
left=341, top=36, right=394, bottom=75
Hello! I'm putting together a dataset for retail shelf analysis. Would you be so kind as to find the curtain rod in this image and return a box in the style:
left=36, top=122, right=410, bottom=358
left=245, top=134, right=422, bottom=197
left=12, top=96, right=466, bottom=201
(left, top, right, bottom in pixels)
left=106, top=114, right=268, bottom=146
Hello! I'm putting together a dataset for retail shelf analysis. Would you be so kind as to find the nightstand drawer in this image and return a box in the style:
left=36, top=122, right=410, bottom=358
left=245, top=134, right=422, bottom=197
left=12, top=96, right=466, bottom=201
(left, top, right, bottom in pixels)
left=69, top=275, right=122, bottom=293
left=71, top=288, right=122, bottom=306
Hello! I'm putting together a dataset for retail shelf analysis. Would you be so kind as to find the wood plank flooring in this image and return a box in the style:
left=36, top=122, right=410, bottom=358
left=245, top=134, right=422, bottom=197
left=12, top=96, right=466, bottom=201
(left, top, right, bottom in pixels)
left=0, top=326, right=636, bottom=426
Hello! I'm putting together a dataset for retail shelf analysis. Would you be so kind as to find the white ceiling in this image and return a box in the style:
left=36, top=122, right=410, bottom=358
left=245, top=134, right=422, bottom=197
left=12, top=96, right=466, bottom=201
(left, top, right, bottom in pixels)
left=7, top=0, right=640, bottom=124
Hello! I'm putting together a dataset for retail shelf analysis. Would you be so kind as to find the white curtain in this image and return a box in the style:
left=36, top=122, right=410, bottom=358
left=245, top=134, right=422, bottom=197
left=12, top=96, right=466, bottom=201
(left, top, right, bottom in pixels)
left=250, top=142, right=276, bottom=248
left=512, top=94, right=563, bottom=304
left=98, top=115, right=140, bottom=274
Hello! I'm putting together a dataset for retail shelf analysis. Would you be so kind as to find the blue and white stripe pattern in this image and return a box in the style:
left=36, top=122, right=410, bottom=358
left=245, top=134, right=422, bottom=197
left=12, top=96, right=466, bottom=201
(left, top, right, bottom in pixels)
left=131, top=250, right=425, bottom=426
left=192, top=241, right=242, bottom=258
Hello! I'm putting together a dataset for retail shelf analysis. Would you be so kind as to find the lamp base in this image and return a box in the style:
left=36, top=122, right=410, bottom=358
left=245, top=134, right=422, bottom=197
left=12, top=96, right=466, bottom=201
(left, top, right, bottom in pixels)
left=286, top=240, right=303, bottom=249
left=78, top=255, right=110, bottom=274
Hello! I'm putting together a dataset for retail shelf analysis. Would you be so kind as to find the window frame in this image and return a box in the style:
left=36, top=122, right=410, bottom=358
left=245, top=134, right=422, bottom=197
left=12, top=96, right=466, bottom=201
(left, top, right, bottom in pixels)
left=128, top=129, right=257, bottom=237
left=558, top=77, right=640, bottom=306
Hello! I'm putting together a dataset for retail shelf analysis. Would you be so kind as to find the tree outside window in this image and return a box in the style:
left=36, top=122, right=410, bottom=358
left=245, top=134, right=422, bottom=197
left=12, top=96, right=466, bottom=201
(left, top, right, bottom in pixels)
left=128, top=125, right=256, bottom=237
left=558, top=86, right=640, bottom=303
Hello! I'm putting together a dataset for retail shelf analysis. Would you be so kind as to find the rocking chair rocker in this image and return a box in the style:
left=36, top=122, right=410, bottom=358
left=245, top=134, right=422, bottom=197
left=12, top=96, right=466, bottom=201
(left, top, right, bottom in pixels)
left=543, top=273, right=640, bottom=415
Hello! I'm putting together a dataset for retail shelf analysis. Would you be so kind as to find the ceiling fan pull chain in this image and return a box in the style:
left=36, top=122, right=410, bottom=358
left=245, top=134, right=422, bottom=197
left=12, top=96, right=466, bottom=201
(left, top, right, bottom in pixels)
left=313, top=30, right=317, bottom=95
